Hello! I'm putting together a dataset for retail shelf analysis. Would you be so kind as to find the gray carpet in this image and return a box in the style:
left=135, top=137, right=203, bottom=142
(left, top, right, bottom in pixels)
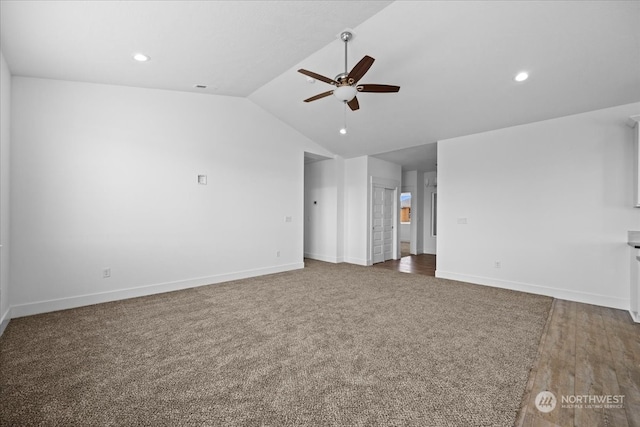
left=0, top=260, right=551, bottom=426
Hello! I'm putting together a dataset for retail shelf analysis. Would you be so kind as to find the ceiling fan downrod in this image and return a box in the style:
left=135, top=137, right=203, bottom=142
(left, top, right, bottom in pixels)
left=341, top=31, right=352, bottom=77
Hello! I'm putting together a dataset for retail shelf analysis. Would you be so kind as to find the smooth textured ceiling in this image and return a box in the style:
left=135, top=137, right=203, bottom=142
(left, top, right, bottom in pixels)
left=0, top=0, right=392, bottom=96
left=1, top=1, right=639, bottom=171
left=251, top=0, right=640, bottom=166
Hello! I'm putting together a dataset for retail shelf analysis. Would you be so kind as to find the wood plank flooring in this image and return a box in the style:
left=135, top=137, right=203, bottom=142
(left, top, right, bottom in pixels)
left=517, top=299, right=640, bottom=427
left=373, top=254, right=639, bottom=426
left=372, top=254, right=436, bottom=276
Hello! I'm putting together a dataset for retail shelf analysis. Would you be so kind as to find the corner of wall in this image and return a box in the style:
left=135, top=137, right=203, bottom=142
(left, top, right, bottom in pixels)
left=0, top=50, right=12, bottom=335
left=0, top=307, right=10, bottom=336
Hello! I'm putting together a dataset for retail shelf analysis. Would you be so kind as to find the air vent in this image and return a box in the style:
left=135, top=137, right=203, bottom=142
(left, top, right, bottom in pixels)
left=194, top=84, right=207, bottom=89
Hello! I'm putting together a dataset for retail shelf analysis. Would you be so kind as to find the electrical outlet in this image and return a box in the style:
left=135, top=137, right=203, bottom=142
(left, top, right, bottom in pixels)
left=276, top=250, right=281, bottom=258
left=494, top=261, right=501, bottom=269
left=103, top=268, right=111, bottom=278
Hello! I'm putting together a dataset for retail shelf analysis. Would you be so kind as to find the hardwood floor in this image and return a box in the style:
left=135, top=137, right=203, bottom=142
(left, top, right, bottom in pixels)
left=374, top=254, right=640, bottom=426
left=517, top=299, right=639, bottom=427
left=372, top=254, right=436, bottom=276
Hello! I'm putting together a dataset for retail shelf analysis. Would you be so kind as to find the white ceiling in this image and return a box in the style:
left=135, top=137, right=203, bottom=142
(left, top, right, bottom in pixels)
left=2, top=1, right=639, bottom=171
left=0, top=1, right=392, bottom=96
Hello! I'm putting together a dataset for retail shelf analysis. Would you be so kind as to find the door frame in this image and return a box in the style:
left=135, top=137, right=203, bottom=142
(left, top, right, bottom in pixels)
left=369, top=176, right=400, bottom=265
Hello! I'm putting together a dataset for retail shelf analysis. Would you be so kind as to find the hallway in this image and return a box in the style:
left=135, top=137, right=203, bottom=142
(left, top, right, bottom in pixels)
left=373, top=254, right=436, bottom=276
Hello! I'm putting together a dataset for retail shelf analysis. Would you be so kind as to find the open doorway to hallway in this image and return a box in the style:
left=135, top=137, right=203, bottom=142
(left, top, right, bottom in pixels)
left=400, top=192, right=412, bottom=257
left=373, top=254, right=436, bottom=276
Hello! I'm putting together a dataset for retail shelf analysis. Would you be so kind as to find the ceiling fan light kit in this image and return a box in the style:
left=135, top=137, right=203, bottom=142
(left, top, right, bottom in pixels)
left=333, top=85, right=357, bottom=102
left=298, top=30, right=400, bottom=115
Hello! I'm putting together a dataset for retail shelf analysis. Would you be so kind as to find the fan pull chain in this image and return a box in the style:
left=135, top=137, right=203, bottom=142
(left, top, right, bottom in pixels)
left=340, top=102, right=347, bottom=135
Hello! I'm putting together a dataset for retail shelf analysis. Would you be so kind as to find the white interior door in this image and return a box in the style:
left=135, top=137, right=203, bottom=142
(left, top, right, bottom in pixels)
left=372, top=185, right=396, bottom=264
left=372, top=185, right=385, bottom=264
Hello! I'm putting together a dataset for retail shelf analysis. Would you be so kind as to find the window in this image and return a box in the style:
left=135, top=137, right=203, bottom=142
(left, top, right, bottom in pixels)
left=401, top=192, right=411, bottom=224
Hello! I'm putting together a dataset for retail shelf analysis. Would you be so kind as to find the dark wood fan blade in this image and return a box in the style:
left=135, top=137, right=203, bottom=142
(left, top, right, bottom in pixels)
left=298, top=69, right=338, bottom=86
left=347, top=96, right=360, bottom=111
left=356, top=84, right=400, bottom=93
left=347, top=56, right=375, bottom=85
left=303, top=90, right=334, bottom=103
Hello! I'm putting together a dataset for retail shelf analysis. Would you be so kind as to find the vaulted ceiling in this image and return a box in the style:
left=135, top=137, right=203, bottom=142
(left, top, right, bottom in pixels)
left=2, top=1, right=639, bottom=171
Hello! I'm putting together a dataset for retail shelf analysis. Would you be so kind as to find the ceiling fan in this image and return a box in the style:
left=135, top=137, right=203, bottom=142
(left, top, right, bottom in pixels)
left=298, top=31, right=400, bottom=111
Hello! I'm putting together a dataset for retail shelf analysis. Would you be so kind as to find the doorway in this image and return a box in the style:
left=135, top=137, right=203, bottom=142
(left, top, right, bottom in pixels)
left=371, top=185, right=396, bottom=264
left=400, top=192, right=412, bottom=257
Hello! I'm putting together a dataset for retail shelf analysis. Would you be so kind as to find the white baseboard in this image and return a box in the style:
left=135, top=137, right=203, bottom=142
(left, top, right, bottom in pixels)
left=10, top=262, right=304, bottom=319
left=436, top=270, right=628, bottom=311
left=344, top=257, right=368, bottom=266
left=304, top=252, right=343, bottom=264
left=0, top=306, right=10, bottom=337
left=629, top=310, right=640, bottom=323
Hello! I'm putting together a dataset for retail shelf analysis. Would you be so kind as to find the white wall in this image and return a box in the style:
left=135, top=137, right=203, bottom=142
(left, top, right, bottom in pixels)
left=10, top=77, right=326, bottom=317
left=437, top=103, right=640, bottom=309
left=0, top=52, right=11, bottom=333
left=423, top=171, right=437, bottom=254
left=336, top=158, right=345, bottom=262
left=368, top=157, right=402, bottom=184
left=344, top=156, right=368, bottom=265
left=400, top=224, right=410, bottom=242
left=304, top=158, right=344, bottom=263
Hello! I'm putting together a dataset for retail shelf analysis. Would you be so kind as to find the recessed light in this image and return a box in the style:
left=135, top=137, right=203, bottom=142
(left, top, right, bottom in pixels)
left=133, top=53, right=150, bottom=62
left=514, top=72, right=529, bottom=82
left=339, top=127, right=347, bottom=135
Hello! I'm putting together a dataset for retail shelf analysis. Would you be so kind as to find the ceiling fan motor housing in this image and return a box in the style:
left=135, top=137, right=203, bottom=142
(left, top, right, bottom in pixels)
left=333, top=85, right=357, bottom=102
